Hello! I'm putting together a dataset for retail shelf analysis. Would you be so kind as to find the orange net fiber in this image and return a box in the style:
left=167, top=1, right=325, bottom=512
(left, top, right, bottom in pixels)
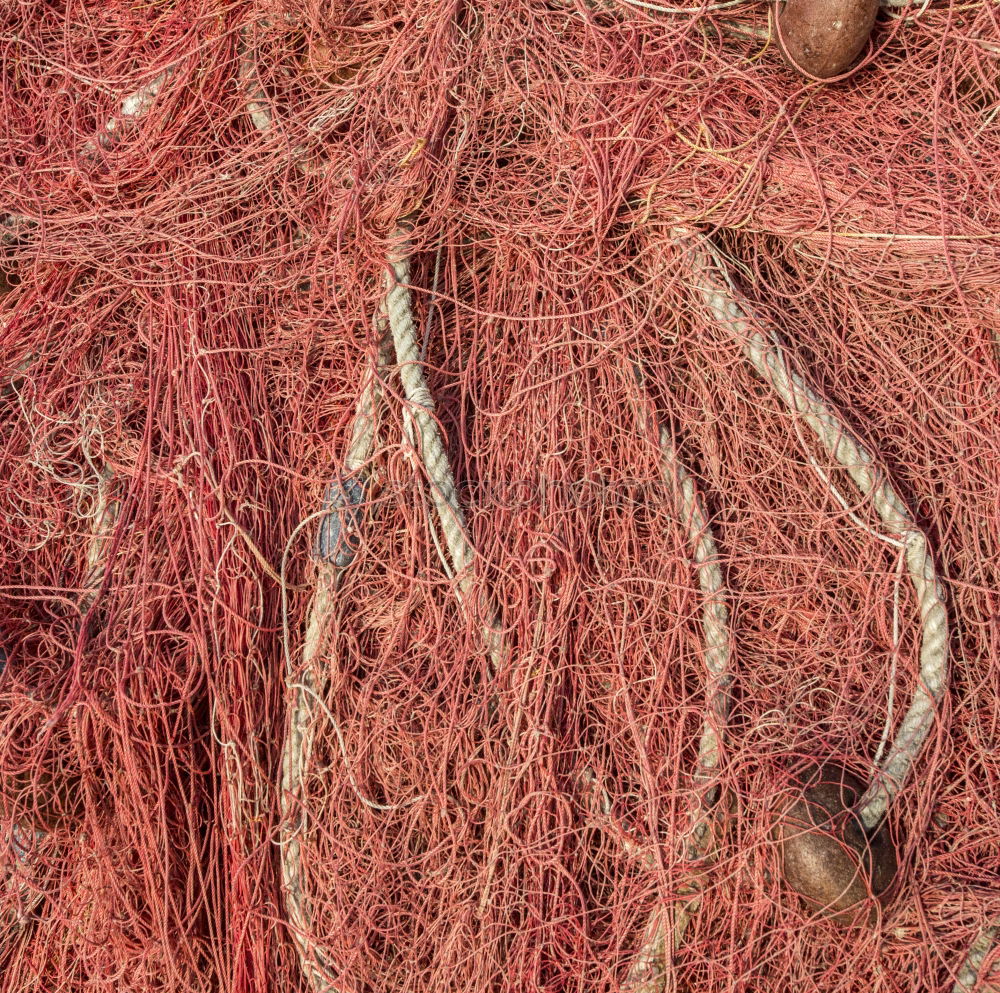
left=1, top=1, right=999, bottom=991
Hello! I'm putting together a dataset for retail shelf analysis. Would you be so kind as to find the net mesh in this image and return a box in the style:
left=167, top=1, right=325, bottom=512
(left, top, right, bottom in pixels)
left=1, top=1, right=999, bottom=991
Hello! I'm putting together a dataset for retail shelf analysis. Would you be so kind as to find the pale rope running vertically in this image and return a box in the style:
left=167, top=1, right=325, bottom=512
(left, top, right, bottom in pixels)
left=280, top=329, right=390, bottom=993
left=238, top=50, right=387, bottom=993
left=680, top=230, right=948, bottom=831
left=623, top=399, right=731, bottom=993
left=241, top=48, right=505, bottom=975
left=282, top=236, right=508, bottom=991
left=654, top=426, right=731, bottom=822
left=384, top=233, right=507, bottom=673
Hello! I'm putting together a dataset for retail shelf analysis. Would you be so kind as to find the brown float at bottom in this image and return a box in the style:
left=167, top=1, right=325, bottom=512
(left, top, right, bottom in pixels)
left=774, top=762, right=898, bottom=925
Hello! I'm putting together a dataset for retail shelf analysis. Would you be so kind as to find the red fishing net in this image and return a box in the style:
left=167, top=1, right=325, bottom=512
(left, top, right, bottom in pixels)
left=1, top=1, right=998, bottom=991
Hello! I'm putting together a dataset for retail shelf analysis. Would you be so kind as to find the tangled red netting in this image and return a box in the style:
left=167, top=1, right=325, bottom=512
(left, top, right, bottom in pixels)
left=1, top=2, right=999, bottom=992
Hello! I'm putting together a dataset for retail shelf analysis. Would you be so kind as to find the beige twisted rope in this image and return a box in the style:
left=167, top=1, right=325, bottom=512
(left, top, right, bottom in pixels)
left=680, top=230, right=949, bottom=831
left=280, top=569, right=343, bottom=993
left=623, top=402, right=732, bottom=993
left=2, top=67, right=168, bottom=252
left=656, top=427, right=731, bottom=809
left=239, top=61, right=399, bottom=993
left=281, top=237, right=508, bottom=993
left=280, top=330, right=390, bottom=993
left=384, top=241, right=473, bottom=586
left=280, top=568, right=339, bottom=993
left=954, top=924, right=1000, bottom=993
left=243, top=41, right=500, bottom=974
left=280, top=566, right=342, bottom=993
left=384, top=233, right=507, bottom=673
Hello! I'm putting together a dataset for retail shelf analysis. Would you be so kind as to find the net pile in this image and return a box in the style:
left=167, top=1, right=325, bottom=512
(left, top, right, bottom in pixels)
left=1, top=1, right=999, bottom=991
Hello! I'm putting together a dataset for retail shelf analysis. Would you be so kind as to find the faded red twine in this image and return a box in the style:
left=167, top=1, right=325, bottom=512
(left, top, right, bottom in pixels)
left=2, top=2, right=999, bottom=991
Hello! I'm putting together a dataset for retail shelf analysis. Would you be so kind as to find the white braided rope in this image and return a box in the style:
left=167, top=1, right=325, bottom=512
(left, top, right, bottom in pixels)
left=630, top=375, right=733, bottom=824
left=681, top=230, right=948, bottom=830
left=280, top=241, right=512, bottom=987
left=953, top=924, right=1000, bottom=993
left=384, top=241, right=472, bottom=581
left=281, top=574, right=342, bottom=993
left=242, top=57, right=393, bottom=988
left=658, top=427, right=731, bottom=802
left=384, top=234, right=507, bottom=673
left=344, top=325, right=393, bottom=476
left=624, top=414, right=731, bottom=993
left=280, top=335, right=390, bottom=993
left=280, top=269, right=506, bottom=990
left=661, top=428, right=731, bottom=945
